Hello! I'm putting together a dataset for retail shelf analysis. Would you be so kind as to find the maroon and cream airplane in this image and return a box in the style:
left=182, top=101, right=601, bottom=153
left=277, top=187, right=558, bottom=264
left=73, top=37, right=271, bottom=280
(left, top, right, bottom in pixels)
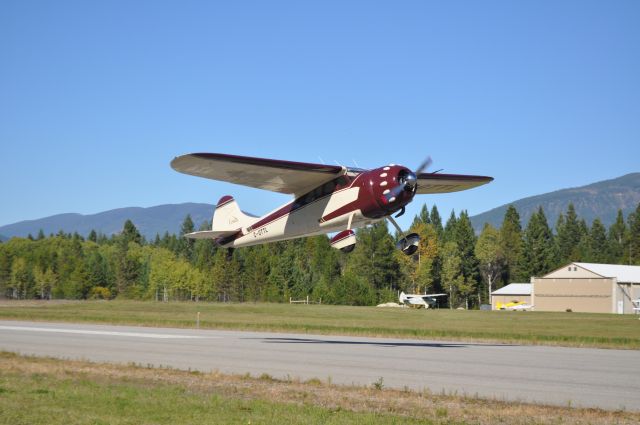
left=171, top=153, right=492, bottom=255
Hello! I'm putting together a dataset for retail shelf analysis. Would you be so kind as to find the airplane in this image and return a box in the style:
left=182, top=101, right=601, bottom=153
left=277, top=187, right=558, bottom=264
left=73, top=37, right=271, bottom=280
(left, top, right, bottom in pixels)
left=496, top=301, right=534, bottom=311
left=399, top=291, right=447, bottom=309
left=170, top=153, right=493, bottom=255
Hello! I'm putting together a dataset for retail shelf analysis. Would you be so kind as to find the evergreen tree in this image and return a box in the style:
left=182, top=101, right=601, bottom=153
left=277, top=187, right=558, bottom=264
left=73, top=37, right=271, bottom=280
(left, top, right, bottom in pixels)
left=556, top=203, right=581, bottom=262
left=417, top=204, right=431, bottom=225
left=242, top=245, right=270, bottom=301
left=88, top=229, right=97, bottom=243
left=114, top=220, right=143, bottom=297
left=345, top=221, right=400, bottom=302
left=265, top=243, right=294, bottom=302
left=37, top=229, right=45, bottom=240
left=455, top=211, right=479, bottom=280
left=85, top=249, right=109, bottom=290
left=521, top=207, right=556, bottom=278
left=575, top=219, right=590, bottom=260
left=499, top=205, right=524, bottom=283
left=430, top=205, right=443, bottom=236
left=442, top=210, right=457, bottom=243
left=121, top=220, right=142, bottom=245
left=608, top=210, right=627, bottom=263
left=587, top=218, right=608, bottom=263
left=454, top=211, right=479, bottom=307
left=628, top=203, right=640, bottom=265
left=178, top=215, right=195, bottom=261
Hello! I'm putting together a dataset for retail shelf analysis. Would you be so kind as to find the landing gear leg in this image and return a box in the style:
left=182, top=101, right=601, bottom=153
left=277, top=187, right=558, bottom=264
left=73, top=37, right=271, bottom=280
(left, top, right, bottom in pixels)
left=386, top=216, right=420, bottom=256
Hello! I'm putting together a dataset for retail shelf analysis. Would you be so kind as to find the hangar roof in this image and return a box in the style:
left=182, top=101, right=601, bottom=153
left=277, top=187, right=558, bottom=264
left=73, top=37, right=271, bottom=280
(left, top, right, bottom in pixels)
left=574, top=263, right=640, bottom=283
left=492, top=283, right=531, bottom=296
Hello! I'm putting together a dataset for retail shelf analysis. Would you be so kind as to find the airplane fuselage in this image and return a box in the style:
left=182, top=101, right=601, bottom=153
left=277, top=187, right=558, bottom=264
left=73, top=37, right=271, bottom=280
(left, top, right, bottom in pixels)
left=217, top=164, right=417, bottom=248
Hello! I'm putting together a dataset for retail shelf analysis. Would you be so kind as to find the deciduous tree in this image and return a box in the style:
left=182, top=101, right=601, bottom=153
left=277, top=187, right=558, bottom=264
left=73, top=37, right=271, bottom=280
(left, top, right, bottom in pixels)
left=475, top=224, right=504, bottom=305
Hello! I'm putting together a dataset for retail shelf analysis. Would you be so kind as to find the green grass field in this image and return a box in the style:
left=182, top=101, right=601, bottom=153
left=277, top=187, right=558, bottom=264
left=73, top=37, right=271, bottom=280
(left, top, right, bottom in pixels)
left=1, top=300, right=639, bottom=349
left=0, top=352, right=636, bottom=424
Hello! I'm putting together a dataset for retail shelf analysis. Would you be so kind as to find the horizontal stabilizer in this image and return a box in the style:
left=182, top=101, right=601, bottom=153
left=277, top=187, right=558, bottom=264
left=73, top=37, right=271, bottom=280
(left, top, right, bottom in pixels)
left=184, top=230, right=237, bottom=240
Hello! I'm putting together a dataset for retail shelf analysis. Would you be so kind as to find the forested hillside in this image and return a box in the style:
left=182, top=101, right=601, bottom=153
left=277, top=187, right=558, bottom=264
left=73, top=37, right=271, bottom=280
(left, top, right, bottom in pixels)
left=470, top=172, right=640, bottom=231
left=1, top=203, right=639, bottom=308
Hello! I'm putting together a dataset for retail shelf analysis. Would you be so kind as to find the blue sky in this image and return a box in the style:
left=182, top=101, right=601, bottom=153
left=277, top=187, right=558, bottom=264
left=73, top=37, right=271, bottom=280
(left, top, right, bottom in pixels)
left=1, top=1, right=639, bottom=230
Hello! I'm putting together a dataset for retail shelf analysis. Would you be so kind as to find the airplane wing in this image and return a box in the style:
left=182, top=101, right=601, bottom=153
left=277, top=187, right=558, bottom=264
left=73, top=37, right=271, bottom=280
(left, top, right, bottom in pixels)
left=416, top=173, right=493, bottom=194
left=399, top=292, right=447, bottom=303
left=171, top=153, right=346, bottom=197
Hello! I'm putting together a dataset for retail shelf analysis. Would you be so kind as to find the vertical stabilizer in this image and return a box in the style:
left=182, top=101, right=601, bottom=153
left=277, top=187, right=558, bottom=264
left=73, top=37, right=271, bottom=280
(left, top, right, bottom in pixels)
left=399, top=291, right=407, bottom=304
left=212, top=195, right=255, bottom=233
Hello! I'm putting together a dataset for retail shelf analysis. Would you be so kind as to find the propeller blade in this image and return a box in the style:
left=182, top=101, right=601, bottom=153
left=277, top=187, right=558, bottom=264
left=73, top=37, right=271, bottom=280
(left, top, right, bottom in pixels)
left=415, top=156, right=432, bottom=175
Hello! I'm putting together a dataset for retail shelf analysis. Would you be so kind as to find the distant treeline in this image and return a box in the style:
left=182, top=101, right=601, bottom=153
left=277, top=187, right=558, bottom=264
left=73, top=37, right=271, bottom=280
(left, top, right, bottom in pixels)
left=1, top=202, right=639, bottom=307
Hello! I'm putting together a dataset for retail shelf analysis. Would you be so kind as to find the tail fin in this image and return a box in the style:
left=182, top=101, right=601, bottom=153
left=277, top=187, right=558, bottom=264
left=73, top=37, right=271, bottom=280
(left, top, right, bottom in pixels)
left=212, top=195, right=255, bottom=233
left=399, top=291, right=407, bottom=304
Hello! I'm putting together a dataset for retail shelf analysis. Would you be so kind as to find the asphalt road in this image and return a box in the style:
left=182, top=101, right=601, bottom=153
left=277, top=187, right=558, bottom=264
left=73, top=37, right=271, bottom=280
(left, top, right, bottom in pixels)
left=1, top=320, right=639, bottom=411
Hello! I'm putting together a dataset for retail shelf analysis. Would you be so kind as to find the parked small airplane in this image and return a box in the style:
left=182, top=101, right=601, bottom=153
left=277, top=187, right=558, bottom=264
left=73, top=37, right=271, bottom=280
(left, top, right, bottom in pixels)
left=496, top=301, right=534, bottom=311
left=171, top=153, right=492, bottom=255
left=399, top=291, right=447, bottom=309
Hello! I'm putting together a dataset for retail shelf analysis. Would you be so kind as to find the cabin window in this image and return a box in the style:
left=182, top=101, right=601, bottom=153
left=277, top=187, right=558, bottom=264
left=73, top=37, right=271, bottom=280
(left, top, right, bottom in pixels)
left=294, top=175, right=351, bottom=210
left=336, top=176, right=349, bottom=187
left=322, top=180, right=337, bottom=196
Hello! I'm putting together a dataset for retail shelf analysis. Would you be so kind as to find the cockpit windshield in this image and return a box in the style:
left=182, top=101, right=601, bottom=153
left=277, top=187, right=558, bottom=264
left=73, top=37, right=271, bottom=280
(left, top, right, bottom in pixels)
left=346, top=167, right=367, bottom=176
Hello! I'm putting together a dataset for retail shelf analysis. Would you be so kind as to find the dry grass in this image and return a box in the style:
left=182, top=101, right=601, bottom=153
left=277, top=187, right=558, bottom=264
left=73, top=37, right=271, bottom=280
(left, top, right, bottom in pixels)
left=0, top=352, right=637, bottom=424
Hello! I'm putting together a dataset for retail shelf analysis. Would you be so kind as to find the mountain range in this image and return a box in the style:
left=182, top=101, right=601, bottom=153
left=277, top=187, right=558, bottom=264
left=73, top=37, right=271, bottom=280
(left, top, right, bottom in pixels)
left=0, top=203, right=214, bottom=241
left=1, top=173, right=638, bottom=241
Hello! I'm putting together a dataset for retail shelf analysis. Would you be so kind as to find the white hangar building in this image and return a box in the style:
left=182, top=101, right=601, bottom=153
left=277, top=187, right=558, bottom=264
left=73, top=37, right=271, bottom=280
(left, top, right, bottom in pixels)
left=532, top=262, right=640, bottom=314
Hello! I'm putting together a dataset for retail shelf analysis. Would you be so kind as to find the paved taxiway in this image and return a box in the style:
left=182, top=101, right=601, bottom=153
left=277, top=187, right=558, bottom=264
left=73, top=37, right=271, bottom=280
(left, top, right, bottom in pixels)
left=1, top=320, right=639, bottom=411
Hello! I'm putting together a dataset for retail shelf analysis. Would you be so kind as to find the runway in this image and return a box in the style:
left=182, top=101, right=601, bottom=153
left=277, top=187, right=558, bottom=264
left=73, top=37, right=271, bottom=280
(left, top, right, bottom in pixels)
left=1, top=320, right=638, bottom=411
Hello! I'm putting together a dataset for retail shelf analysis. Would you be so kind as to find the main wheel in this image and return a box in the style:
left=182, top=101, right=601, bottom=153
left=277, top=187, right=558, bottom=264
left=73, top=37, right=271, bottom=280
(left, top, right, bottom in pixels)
left=396, top=233, right=420, bottom=255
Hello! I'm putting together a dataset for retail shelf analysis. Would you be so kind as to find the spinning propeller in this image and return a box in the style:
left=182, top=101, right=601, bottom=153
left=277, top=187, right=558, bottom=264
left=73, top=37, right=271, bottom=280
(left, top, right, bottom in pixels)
left=384, top=156, right=432, bottom=203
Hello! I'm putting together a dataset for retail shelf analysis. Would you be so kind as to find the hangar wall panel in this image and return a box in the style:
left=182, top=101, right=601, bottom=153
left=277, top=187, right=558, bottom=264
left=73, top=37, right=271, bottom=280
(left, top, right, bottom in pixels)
left=533, top=278, right=613, bottom=313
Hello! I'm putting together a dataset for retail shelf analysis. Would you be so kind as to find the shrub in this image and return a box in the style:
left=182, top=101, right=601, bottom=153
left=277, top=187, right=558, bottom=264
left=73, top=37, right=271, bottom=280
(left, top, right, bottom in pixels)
left=90, top=286, right=112, bottom=300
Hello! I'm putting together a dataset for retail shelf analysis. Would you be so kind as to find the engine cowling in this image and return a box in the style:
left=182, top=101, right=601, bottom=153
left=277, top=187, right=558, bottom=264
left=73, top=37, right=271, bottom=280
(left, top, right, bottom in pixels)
left=356, top=165, right=418, bottom=219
